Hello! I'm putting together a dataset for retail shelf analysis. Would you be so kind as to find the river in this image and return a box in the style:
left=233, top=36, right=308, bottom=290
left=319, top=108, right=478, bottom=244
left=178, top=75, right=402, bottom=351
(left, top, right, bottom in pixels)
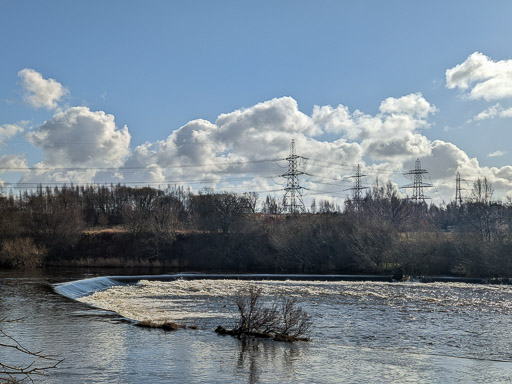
left=2, top=269, right=512, bottom=383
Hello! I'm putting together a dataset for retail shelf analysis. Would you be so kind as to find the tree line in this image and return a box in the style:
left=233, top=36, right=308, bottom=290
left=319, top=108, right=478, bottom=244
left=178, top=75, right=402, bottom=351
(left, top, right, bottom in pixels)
left=1, top=178, right=512, bottom=278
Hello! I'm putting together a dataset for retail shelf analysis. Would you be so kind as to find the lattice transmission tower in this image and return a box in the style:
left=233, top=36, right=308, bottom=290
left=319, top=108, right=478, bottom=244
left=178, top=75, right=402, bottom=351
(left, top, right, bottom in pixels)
left=346, top=164, right=368, bottom=211
left=455, top=172, right=463, bottom=206
left=402, top=158, right=432, bottom=203
left=282, top=139, right=305, bottom=213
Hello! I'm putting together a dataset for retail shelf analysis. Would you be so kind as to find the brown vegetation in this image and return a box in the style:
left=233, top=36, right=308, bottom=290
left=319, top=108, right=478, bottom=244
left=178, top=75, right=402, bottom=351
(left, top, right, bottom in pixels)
left=216, top=285, right=311, bottom=342
left=0, top=238, right=46, bottom=269
left=1, top=180, right=512, bottom=277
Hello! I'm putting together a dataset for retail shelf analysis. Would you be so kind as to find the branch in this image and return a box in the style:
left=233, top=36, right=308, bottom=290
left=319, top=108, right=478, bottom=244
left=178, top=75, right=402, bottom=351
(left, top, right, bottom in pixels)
left=0, top=319, right=63, bottom=382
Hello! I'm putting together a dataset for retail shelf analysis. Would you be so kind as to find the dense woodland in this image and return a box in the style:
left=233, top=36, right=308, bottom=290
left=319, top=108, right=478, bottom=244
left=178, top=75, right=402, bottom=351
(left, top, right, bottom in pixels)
left=1, top=178, right=512, bottom=278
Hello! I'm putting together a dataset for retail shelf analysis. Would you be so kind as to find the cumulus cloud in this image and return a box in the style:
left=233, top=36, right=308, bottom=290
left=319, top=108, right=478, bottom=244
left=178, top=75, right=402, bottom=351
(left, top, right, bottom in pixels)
left=379, top=92, right=438, bottom=119
left=18, top=68, right=69, bottom=110
left=16, top=94, right=512, bottom=204
left=120, top=98, right=328, bottom=188
left=317, top=93, right=437, bottom=165
left=113, top=95, right=440, bottom=200
left=0, top=154, right=28, bottom=187
left=27, top=106, right=130, bottom=167
left=446, top=52, right=512, bottom=101
left=22, top=107, right=130, bottom=183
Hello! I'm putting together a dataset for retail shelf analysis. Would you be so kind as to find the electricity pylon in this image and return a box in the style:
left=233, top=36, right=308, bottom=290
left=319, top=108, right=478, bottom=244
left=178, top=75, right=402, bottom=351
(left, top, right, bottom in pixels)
left=346, top=164, right=368, bottom=211
left=282, top=139, right=305, bottom=213
left=455, top=172, right=463, bottom=206
left=402, top=158, right=432, bottom=203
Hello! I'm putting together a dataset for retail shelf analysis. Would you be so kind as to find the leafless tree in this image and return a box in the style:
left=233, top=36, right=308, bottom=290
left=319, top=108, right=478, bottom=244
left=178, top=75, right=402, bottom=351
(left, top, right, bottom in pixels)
left=148, top=194, right=183, bottom=257
left=471, top=177, right=494, bottom=204
left=277, top=296, right=311, bottom=338
left=262, top=195, right=283, bottom=215
left=0, top=318, right=62, bottom=383
left=234, top=286, right=279, bottom=334
left=345, top=216, right=399, bottom=270
left=190, top=190, right=255, bottom=233
left=230, top=285, right=311, bottom=341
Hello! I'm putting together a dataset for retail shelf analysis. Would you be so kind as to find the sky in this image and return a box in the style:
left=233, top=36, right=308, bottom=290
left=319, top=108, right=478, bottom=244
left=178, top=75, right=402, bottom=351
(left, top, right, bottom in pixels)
left=2, top=0, right=512, bottom=206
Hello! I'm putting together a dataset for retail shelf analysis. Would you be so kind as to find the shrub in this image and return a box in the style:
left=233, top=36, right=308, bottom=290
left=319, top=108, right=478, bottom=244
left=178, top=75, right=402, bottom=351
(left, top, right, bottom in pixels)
left=218, top=285, right=311, bottom=342
left=0, top=238, right=46, bottom=269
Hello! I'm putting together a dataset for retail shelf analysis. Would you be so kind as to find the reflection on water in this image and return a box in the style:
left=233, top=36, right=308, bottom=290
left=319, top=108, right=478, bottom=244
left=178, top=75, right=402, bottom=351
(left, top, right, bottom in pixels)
left=2, top=270, right=512, bottom=383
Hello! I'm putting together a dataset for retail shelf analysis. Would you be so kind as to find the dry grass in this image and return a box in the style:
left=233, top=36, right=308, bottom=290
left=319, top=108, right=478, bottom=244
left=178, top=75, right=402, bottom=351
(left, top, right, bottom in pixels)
left=0, top=238, right=46, bottom=269
left=83, top=226, right=127, bottom=235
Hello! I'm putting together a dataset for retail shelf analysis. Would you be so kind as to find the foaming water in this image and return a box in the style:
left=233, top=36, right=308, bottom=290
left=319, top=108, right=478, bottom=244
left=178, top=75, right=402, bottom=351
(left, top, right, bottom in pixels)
left=78, top=278, right=512, bottom=364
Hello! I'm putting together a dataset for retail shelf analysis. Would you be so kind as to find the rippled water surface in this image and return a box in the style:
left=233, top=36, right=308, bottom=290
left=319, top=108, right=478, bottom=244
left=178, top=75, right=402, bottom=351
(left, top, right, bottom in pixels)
left=3, top=271, right=512, bottom=383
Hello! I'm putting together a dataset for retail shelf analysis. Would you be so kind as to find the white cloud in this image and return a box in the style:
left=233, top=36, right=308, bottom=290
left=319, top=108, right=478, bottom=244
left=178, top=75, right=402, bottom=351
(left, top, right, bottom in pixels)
left=23, top=107, right=131, bottom=183
left=326, top=93, right=438, bottom=164
left=113, top=95, right=439, bottom=201
left=474, top=103, right=502, bottom=120
left=472, top=103, right=512, bottom=121
left=0, top=154, right=28, bottom=174
left=0, top=123, right=24, bottom=147
left=18, top=68, right=69, bottom=110
left=16, top=94, right=512, bottom=204
left=311, top=104, right=354, bottom=134
left=446, top=52, right=512, bottom=101
left=488, top=150, right=505, bottom=158
left=379, top=92, right=438, bottom=119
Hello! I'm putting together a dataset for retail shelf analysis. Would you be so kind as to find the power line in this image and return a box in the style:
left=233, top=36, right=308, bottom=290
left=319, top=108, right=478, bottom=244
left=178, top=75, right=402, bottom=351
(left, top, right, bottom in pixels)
left=0, top=158, right=281, bottom=172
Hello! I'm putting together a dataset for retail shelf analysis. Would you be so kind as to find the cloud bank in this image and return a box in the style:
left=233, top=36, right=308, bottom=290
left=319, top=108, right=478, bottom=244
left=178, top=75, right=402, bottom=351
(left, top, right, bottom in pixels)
left=7, top=59, right=512, bottom=204
left=18, top=91, right=512, bottom=204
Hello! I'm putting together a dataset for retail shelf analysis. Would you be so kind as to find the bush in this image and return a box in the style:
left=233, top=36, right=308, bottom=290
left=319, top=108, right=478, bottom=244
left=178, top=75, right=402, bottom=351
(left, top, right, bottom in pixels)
left=217, top=285, right=311, bottom=342
left=0, top=238, right=46, bottom=269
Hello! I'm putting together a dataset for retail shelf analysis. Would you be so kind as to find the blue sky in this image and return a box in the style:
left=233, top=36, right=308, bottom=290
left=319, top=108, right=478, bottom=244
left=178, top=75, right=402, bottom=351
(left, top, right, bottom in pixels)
left=2, top=0, right=512, bottom=204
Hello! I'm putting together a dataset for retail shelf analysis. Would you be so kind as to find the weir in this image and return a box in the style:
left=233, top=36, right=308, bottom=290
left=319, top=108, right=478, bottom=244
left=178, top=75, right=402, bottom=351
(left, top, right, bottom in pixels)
left=53, top=273, right=394, bottom=300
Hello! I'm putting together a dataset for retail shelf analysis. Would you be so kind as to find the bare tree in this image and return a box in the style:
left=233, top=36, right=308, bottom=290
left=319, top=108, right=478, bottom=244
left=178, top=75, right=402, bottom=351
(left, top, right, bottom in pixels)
left=217, top=285, right=311, bottom=342
left=471, top=177, right=494, bottom=204
left=0, top=318, right=62, bottom=382
left=276, top=296, right=311, bottom=338
left=148, top=194, right=183, bottom=257
left=346, top=216, right=399, bottom=270
left=262, top=195, right=283, bottom=215
left=234, top=286, right=279, bottom=334
left=190, top=190, right=255, bottom=233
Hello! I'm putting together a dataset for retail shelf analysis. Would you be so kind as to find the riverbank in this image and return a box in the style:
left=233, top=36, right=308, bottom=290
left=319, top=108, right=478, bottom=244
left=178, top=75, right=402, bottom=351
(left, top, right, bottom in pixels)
left=4, top=222, right=512, bottom=279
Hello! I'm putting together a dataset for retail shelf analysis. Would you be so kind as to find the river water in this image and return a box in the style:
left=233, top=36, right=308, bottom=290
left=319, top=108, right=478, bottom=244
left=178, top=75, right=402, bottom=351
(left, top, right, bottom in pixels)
left=2, top=270, right=512, bottom=383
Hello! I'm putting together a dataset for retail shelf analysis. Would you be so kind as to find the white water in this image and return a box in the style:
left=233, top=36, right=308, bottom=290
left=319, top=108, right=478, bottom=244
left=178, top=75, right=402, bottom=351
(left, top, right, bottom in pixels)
left=78, top=279, right=512, bottom=322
